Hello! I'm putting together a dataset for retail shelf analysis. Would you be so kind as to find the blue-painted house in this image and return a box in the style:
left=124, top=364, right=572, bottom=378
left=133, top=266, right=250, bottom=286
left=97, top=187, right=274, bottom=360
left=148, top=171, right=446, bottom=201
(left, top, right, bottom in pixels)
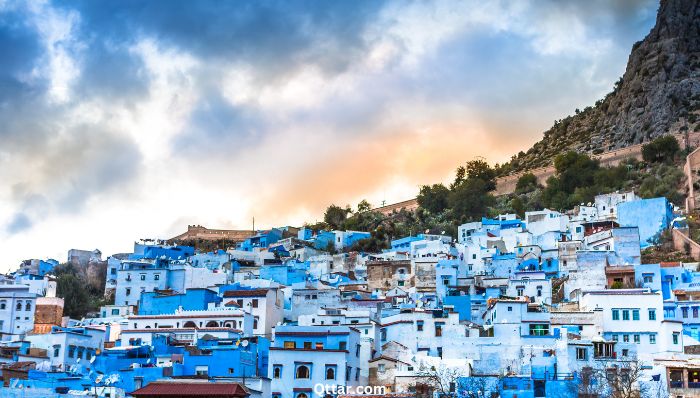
left=617, top=197, right=674, bottom=248
left=138, top=288, right=221, bottom=315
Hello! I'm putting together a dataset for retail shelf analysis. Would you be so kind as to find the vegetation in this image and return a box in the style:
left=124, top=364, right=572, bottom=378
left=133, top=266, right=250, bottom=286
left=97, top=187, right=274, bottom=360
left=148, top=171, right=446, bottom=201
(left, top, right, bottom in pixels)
left=642, top=135, right=680, bottom=163
left=316, top=136, right=686, bottom=250
left=53, top=263, right=109, bottom=318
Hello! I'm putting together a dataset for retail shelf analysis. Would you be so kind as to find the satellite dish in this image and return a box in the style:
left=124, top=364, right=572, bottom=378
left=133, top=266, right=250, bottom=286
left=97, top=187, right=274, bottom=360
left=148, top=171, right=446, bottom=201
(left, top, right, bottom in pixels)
left=241, top=340, right=249, bottom=347
left=95, top=375, right=103, bottom=384
left=89, top=356, right=96, bottom=363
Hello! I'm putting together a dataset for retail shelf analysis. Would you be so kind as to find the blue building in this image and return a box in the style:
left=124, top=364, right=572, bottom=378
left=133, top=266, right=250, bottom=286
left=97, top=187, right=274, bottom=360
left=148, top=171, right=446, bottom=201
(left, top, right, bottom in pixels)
left=269, top=325, right=363, bottom=398
left=138, top=288, right=221, bottom=315
left=617, top=197, right=674, bottom=248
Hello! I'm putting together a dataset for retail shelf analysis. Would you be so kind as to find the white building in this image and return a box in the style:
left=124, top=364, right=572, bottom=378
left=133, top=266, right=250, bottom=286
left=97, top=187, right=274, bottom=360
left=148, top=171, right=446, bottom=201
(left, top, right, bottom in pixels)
left=0, top=284, right=38, bottom=340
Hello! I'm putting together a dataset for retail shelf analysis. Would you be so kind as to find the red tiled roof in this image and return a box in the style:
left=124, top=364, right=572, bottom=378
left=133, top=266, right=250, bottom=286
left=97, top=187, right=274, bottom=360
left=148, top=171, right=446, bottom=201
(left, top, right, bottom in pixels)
left=131, top=382, right=249, bottom=397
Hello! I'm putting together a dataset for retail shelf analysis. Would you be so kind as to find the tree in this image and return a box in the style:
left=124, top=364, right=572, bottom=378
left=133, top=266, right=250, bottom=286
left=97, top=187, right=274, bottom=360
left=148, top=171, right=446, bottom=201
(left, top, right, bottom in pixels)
left=642, top=135, right=680, bottom=164
left=553, top=151, right=600, bottom=194
left=56, top=273, right=91, bottom=318
left=594, top=359, right=649, bottom=398
left=417, top=184, right=450, bottom=214
left=515, top=172, right=539, bottom=193
left=465, top=159, right=497, bottom=191
left=510, top=196, right=525, bottom=218
left=451, top=165, right=466, bottom=190
left=415, top=362, right=466, bottom=398
left=323, top=204, right=350, bottom=230
left=357, top=199, right=372, bottom=213
left=448, top=178, right=494, bottom=223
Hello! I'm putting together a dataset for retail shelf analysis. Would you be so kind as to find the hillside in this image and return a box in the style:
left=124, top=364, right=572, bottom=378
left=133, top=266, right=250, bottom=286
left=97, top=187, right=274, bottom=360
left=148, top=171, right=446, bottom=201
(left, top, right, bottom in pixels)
left=500, top=0, right=700, bottom=175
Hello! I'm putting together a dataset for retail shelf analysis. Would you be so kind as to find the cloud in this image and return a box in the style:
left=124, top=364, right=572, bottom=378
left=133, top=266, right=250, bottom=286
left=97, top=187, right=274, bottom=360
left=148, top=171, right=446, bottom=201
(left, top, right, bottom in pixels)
left=0, top=0, right=658, bottom=269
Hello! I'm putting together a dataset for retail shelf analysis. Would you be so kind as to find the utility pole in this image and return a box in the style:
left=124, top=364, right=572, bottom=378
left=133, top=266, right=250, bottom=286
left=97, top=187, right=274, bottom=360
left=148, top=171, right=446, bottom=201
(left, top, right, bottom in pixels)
left=252, top=217, right=255, bottom=233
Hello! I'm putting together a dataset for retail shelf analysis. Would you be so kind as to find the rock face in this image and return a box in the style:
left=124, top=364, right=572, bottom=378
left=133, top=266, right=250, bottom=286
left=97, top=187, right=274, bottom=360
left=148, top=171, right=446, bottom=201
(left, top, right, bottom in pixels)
left=504, top=0, right=700, bottom=174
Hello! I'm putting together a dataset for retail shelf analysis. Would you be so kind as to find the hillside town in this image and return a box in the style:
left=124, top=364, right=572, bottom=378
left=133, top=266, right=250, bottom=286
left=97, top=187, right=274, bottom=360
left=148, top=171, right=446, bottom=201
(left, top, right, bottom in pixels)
left=2, top=187, right=700, bottom=397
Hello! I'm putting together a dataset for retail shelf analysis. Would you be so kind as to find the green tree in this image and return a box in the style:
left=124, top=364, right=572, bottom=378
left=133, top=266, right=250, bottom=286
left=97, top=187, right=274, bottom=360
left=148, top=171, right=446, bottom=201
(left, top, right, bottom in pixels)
left=553, top=151, right=599, bottom=194
left=510, top=196, right=525, bottom=218
left=417, top=184, right=450, bottom=213
left=56, top=273, right=91, bottom=318
left=450, top=166, right=466, bottom=190
left=356, top=199, right=372, bottom=213
left=324, top=204, right=350, bottom=230
left=465, top=159, right=497, bottom=191
left=515, top=173, right=538, bottom=193
left=642, top=135, right=680, bottom=164
left=448, top=178, right=494, bottom=223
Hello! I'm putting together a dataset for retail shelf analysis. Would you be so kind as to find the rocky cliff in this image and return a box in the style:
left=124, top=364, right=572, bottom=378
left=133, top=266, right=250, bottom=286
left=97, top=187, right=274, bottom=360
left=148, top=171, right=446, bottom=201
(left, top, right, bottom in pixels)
left=502, top=0, right=700, bottom=174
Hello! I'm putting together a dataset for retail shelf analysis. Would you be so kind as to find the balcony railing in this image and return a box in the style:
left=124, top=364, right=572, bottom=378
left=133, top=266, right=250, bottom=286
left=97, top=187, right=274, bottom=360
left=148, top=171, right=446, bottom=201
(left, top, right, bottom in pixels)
left=670, top=381, right=683, bottom=388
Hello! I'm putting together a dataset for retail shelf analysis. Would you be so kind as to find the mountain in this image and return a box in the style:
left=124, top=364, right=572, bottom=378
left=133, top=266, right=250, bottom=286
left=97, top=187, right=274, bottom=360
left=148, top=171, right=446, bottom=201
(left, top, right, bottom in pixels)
left=501, top=0, right=700, bottom=175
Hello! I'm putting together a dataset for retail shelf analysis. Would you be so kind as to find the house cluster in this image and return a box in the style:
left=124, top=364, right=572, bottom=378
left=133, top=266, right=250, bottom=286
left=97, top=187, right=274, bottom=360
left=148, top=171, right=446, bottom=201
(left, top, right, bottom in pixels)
left=2, top=191, right=700, bottom=397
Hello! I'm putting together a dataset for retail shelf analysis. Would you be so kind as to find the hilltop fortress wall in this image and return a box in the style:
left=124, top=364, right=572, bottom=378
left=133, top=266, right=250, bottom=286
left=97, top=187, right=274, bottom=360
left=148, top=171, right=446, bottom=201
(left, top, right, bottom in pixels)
left=374, top=133, right=700, bottom=216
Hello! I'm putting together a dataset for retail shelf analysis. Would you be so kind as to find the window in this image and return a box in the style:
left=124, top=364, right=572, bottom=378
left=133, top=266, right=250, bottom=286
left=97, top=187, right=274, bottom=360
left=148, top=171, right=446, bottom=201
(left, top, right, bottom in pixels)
left=397, top=281, right=404, bottom=286
left=16, top=301, right=22, bottom=311
left=622, top=349, right=629, bottom=357
left=673, top=333, right=680, bottom=345
left=125, top=288, right=131, bottom=296
left=68, top=345, right=76, bottom=358
left=648, top=309, right=656, bottom=321
left=252, top=299, right=259, bottom=308
left=296, top=365, right=310, bottom=379
left=633, top=334, right=640, bottom=344
left=632, top=309, right=640, bottom=321
left=111, top=309, right=119, bottom=316
left=517, top=287, right=524, bottom=296
left=694, top=307, right=699, bottom=318
left=0, top=300, right=5, bottom=310
left=416, top=321, right=424, bottom=331
left=284, top=341, right=296, bottom=349
left=326, top=366, right=336, bottom=380
left=622, top=310, right=630, bottom=321
left=537, top=287, right=542, bottom=297
left=507, top=306, right=512, bottom=312
left=435, top=323, right=443, bottom=337
left=683, top=307, right=689, bottom=318
left=437, top=347, right=443, bottom=358
left=623, top=335, right=629, bottom=343
left=612, top=309, right=619, bottom=320
left=315, top=342, right=324, bottom=350
left=643, top=274, right=653, bottom=283
left=529, top=324, right=549, bottom=336
left=612, top=335, right=619, bottom=342
left=154, top=274, right=160, bottom=281
left=77, top=347, right=84, bottom=359
left=253, top=318, right=258, bottom=329
left=140, top=274, right=146, bottom=281
left=273, top=365, right=282, bottom=379
left=380, top=328, right=386, bottom=342
left=195, top=366, right=208, bottom=376
left=228, top=368, right=234, bottom=374
left=378, top=363, right=385, bottom=373
left=339, top=341, right=347, bottom=350
left=303, top=342, right=312, bottom=349
left=53, top=345, right=61, bottom=357
left=576, top=348, right=588, bottom=360
left=356, top=344, right=360, bottom=357
left=649, top=334, right=656, bottom=344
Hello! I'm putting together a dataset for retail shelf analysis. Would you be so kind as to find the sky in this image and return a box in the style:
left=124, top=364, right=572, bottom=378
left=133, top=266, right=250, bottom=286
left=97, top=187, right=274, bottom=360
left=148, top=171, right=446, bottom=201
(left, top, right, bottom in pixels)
left=0, top=0, right=658, bottom=270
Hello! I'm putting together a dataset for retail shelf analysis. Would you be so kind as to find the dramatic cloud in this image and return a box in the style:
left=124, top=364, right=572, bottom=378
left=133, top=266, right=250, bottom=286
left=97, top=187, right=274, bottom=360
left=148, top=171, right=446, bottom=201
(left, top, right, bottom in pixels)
left=0, top=0, right=658, bottom=269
